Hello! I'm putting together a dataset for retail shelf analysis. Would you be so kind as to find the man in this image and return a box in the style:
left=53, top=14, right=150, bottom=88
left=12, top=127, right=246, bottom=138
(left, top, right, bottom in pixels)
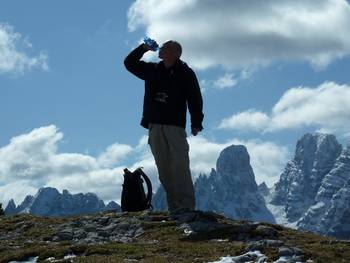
left=124, top=40, right=204, bottom=212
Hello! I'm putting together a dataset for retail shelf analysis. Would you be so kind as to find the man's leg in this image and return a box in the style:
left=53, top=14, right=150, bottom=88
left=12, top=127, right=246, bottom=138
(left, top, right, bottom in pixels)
left=165, top=125, right=195, bottom=210
left=148, top=124, right=180, bottom=211
left=148, top=124, right=195, bottom=211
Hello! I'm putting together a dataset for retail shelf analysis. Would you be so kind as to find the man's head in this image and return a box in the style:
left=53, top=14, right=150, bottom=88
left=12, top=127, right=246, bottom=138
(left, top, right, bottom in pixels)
left=159, top=40, right=182, bottom=63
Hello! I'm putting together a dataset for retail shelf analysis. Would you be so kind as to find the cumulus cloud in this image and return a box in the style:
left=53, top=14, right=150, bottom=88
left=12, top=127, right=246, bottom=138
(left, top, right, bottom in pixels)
left=0, top=23, right=48, bottom=74
left=0, top=125, right=288, bottom=207
left=127, top=0, right=350, bottom=70
left=97, top=143, right=133, bottom=168
left=218, top=110, right=270, bottom=131
left=219, top=82, right=350, bottom=138
left=213, top=73, right=238, bottom=89
left=199, top=68, right=255, bottom=93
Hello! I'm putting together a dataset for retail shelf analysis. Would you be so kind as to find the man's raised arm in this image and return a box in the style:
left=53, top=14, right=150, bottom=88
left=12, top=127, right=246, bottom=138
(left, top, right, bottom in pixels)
left=124, top=44, right=154, bottom=80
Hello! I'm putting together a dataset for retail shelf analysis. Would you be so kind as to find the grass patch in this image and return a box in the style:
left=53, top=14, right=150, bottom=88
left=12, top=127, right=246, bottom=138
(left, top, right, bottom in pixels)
left=279, top=228, right=350, bottom=262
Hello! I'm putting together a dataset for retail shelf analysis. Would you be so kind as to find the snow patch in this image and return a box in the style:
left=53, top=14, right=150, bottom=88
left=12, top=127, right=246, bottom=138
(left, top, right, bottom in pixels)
left=9, top=257, right=38, bottom=263
left=207, top=250, right=267, bottom=263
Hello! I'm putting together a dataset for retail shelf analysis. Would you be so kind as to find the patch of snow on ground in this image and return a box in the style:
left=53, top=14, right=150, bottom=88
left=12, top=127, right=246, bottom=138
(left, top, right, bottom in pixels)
left=63, top=253, right=76, bottom=260
left=207, top=250, right=267, bottom=262
left=208, top=251, right=310, bottom=263
left=9, top=257, right=38, bottom=263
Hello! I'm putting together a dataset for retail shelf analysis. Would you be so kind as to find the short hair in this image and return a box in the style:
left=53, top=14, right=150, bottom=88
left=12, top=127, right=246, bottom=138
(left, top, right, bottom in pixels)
left=170, top=41, right=182, bottom=58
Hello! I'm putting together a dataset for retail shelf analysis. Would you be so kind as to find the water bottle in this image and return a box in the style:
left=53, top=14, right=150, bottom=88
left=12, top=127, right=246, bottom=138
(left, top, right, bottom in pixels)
left=143, top=36, right=159, bottom=51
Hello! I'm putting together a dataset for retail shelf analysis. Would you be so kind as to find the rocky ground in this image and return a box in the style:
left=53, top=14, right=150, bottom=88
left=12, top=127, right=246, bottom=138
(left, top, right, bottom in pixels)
left=0, top=210, right=350, bottom=262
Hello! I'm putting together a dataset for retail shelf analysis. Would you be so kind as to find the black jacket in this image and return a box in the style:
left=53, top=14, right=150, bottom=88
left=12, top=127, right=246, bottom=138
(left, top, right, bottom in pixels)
left=124, top=44, right=204, bottom=130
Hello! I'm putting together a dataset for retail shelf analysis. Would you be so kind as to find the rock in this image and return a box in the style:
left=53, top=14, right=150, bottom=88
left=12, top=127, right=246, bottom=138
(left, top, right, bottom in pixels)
left=56, top=231, right=73, bottom=241
left=172, top=210, right=280, bottom=242
left=84, top=224, right=97, bottom=232
left=292, top=247, right=304, bottom=255
left=116, top=221, right=131, bottom=231
left=278, top=247, right=294, bottom=257
left=103, top=222, right=118, bottom=232
left=247, top=239, right=284, bottom=251
left=254, top=225, right=278, bottom=237
left=98, top=217, right=110, bottom=226
left=51, top=214, right=145, bottom=245
left=134, top=228, right=145, bottom=238
left=74, top=229, right=87, bottom=239
left=97, top=230, right=109, bottom=237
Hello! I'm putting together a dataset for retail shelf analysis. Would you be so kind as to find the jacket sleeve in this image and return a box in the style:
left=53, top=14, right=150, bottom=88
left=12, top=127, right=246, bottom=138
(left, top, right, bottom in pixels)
left=187, top=69, right=204, bottom=130
left=124, top=44, right=154, bottom=80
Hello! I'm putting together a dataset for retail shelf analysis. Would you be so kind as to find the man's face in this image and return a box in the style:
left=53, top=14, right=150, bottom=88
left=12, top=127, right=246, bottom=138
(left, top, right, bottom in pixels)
left=158, top=41, right=176, bottom=61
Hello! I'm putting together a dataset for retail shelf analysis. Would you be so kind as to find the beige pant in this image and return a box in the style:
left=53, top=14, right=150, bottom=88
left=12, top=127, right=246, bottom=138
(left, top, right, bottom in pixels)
left=148, top=123, right=195, bottom=211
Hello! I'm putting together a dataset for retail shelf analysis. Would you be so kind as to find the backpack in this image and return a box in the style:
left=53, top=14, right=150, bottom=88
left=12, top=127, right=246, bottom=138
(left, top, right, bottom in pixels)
left=121, top=167, right=153, bottom=212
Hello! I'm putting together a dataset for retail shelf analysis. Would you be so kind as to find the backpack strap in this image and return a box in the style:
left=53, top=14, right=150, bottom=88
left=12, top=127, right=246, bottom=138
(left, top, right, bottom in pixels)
left=136, top=167, right=153, bottom=210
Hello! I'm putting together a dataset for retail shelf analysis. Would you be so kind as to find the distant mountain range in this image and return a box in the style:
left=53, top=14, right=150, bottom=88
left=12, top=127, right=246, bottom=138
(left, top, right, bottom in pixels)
left=4, top=132, right=350, bottom=239
left=5, top=187, right=120, bottom=217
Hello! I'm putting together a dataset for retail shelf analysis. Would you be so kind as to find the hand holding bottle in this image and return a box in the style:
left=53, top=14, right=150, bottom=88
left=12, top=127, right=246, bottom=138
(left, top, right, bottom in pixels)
left=143, top=37, right=159, bottom=51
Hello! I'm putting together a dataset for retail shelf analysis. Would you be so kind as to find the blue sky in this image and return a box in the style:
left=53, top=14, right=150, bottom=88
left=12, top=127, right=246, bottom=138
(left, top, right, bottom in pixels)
left=1, top=0, right=350, bottom=205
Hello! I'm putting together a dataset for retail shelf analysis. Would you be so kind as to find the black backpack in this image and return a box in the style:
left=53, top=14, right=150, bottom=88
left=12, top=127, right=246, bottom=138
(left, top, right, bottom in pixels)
left=121, top=167, right=153, bottom=212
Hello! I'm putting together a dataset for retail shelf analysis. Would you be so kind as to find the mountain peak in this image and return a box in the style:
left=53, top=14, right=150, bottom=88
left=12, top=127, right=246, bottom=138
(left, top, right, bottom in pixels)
left=216, top=145, right=250, bottom=174
left=36, top=187, right=60, bottom=197
left=271, top=132, right=342, bottom=222
left=295, top=133, right=341, bottom=165
left=4, top=199, right=17, bottom=215
left=199, top=144, right=274, bottom=222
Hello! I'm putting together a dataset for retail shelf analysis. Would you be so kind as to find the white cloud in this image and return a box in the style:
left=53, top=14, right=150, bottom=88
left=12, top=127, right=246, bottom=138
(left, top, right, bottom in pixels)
left=0, top=23, right=48, bottom=74
left=219, top=110, right=270, bottom=131
left=0, top=125, right=288, bottom=207
left=214, top=73, right=237, bottom=89
left=200, top=70, right=250, bottom=93
left=128, top=0, right=350, bottom=70
left=97, top=143, right=133, bottom=168
left=218, top=82, right=350, bottom=138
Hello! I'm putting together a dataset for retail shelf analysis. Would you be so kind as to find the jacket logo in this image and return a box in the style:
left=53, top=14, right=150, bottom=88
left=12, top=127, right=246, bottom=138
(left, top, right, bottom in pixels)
left=154, top=92, right=168, bottom=103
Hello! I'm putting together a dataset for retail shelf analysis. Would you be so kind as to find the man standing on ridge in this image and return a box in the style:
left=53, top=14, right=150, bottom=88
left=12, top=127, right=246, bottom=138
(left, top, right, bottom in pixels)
left=124, top=39, right=204, bottom=213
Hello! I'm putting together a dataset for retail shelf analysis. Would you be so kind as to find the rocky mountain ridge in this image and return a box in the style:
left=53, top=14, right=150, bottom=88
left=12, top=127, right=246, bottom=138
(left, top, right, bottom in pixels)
left=5, top=187, right=121, bottom=217
left=270, top=133, right=350, bottom=239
